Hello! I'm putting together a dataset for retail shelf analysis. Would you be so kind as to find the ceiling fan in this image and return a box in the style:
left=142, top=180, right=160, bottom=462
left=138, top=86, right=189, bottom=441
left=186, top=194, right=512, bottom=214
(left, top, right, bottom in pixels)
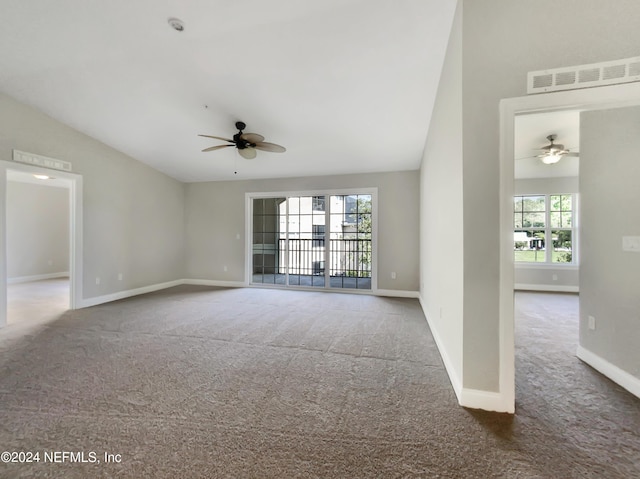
left=199, top=121, right=286, bottom=159
left=518, top=134, right=579, bottom=164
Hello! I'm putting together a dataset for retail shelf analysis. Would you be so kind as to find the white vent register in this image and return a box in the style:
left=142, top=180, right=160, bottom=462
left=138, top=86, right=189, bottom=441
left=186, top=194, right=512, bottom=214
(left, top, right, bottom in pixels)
left=12, top=150, right=72, bottom=172
left=528, top=56, right=640, bottom=94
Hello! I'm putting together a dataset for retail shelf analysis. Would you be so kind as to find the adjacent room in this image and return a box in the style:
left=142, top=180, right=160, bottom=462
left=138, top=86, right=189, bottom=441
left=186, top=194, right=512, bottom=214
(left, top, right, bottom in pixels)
left=1, top=1, right=639, bottom=477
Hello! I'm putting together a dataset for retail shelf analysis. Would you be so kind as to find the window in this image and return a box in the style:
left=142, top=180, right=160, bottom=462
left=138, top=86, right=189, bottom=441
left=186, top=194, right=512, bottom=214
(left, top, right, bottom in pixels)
left=514, top=194, right=575, bottom=264
left=312, top=224, right=325, bottom=247
left=312, top=196, right=325, bottom=211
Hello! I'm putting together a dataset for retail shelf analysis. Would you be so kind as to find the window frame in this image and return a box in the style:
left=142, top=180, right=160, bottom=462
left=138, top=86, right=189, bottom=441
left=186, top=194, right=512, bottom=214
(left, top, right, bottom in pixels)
left=513, top=193, right=578, bottom=267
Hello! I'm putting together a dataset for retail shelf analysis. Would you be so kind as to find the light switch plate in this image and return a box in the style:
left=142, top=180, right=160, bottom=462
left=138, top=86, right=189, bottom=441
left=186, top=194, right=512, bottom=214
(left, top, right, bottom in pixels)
left=622, top=236, right=640, bottom=252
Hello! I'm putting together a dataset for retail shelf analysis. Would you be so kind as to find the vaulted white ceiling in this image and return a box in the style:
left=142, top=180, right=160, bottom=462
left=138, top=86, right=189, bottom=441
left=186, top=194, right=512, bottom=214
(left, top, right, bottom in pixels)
left=1, top=1, right=458, bottom=182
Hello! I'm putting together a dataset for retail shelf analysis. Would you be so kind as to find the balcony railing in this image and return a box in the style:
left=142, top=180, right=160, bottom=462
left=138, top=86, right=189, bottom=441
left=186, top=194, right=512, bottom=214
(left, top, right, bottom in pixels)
left=277, top=238, right=371, bottom=278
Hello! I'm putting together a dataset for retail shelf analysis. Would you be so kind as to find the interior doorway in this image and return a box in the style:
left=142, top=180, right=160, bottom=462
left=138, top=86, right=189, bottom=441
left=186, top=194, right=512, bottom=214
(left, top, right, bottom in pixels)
left=0, top=158, right=83, bottom=328
left=498, top=81, right=640, bottom=412
left=6, top=170, right=71, bottom=324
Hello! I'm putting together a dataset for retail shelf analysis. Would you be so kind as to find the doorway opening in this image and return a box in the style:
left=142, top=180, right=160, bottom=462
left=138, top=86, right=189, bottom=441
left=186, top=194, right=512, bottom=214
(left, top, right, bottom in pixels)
left=6, top=171, right=70, bottom=325
left=1, top=159, right=83, bottom=328
left=498, top=81, right=640, bottom=412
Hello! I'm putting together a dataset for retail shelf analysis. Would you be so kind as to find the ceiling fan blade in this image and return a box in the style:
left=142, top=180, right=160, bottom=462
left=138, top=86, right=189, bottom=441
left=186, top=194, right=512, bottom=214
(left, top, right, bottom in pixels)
left=515, top=155, right=537, bottom=161
left=198, top=134, right=234, bottom=143
left=254, top=142, right=286, bottom=153
left=240, top=133, right=265, bottom=143
left=202, top=144, right=234, bottom=152
left=564, top=152, right=580, bottom=157
left=239, top=147, right=257, bottom=159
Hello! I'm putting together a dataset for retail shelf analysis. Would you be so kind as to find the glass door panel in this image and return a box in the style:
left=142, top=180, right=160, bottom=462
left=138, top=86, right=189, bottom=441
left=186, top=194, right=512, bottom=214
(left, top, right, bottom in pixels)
left=286, top=196, right=325, bottom=287
left=252, top=197, right=286, bottom=284
left=329, top=194, right=372, bottom=289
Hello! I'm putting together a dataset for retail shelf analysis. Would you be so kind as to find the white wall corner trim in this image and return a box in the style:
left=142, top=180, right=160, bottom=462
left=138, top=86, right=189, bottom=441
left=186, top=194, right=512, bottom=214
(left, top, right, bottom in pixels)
left=514, top=283, right=579, bottom=293
left=418, top=295, right=463, bottom=401
left=8, top=272, right=70, bottom=284
left=577, top=345, right=640, bottom=399
left=459, top=388, right=512, bottom=413
left=78, top=280, right=184, bottom=308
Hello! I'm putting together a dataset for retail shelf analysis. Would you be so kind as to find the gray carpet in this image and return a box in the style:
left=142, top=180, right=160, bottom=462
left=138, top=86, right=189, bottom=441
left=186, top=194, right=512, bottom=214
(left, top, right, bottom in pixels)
left=0, top=286, right=638, bottom=478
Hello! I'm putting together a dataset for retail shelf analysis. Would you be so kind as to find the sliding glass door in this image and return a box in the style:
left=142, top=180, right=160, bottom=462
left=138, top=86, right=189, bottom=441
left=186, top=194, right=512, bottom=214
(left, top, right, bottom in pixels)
left=250, top=191, right=374, bottom=290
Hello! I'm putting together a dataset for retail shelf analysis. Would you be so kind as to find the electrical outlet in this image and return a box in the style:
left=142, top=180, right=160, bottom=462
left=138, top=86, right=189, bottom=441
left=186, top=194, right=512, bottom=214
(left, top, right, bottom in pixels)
left=118, top=273, right=123, bottom=281
left=552, top=274, right=558, bottom=281
left=223, top=265, right=228, bottom=272
left=588, top=315, right=596, bottom=330
left=95, top=277, right=101, bottom=285
left=236, top=233, right=241, bottom=240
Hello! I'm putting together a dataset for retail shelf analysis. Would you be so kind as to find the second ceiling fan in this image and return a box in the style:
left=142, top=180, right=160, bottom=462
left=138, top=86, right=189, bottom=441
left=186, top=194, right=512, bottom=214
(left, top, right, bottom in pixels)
left=519, top=134, right=579, bottom=164
left=199, top=121, right=286, bottom=159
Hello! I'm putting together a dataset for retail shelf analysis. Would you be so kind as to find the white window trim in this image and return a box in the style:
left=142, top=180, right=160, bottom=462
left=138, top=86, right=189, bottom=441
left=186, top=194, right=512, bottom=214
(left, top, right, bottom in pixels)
left=514, top=193, right=578, bottom=268
left=245, top=188, right=378, bottom=293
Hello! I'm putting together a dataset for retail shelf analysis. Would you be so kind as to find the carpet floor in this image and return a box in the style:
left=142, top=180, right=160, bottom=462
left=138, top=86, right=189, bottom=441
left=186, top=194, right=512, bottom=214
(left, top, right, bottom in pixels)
left=0, top=285, right=638, bottom=478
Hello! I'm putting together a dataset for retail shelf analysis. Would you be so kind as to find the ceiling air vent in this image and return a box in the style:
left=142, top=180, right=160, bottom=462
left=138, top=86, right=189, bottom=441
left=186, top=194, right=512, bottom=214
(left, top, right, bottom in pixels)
left=528, top=56, right=640, bottom=94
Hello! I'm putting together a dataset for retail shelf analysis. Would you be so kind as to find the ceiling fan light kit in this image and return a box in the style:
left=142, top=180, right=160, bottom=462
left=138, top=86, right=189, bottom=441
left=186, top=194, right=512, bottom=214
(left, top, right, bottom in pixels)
left=516, top=134, right=579, bottom=164
left=540, top=153, right=562, bottom=164
left=199, top=121, right=286, bottom=160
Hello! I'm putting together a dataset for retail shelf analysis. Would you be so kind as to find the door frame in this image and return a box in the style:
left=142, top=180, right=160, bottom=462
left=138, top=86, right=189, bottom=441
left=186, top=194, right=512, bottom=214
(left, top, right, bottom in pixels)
left=498, top=81, right=640, bottom=412
left=245, top=187, right=378, bottom=292
left=0, top=159, right=83, bottom=327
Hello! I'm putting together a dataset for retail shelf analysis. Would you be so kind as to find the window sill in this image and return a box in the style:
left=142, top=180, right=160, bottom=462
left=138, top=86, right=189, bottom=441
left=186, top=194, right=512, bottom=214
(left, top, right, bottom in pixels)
left=515, top=262, right=579, bottom=270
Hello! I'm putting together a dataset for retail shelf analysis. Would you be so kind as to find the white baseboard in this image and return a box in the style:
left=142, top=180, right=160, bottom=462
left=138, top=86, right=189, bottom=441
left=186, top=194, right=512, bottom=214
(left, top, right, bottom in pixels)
left=8, top=272, right=69, bottom=284
left=78, top=280, right=184, bottom=308
left=376, top=289, right=419, bottom=298
left=418, top=295, right=463, bottom=400
left=515, top=283, right=579, bottom=293
left=76, top=279, right=419, bottom=309
left=459, top=388, right=514, bottom=413
left=182, top=278, right=246, bottom=288
left=577, top=345, right=640, bottom=399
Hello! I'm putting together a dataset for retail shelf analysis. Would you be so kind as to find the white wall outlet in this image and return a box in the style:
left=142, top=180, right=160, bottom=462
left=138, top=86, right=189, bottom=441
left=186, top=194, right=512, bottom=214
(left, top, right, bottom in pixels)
left=95, top=277, right=101, bottom=285
left=223, top=265, right=228, bottom=272
left=118, top=273, right=123, bottom=281
left=552, top=274, right=558, bottom=281
left=236, top=233, right=241, bottom=240
left=47, top=259, right=53, bottom=266
left=391, top=272, right=396, bottom=279
left=622, top=236, right=640, bottom=252
left=588, top=315, right=596, bottom=330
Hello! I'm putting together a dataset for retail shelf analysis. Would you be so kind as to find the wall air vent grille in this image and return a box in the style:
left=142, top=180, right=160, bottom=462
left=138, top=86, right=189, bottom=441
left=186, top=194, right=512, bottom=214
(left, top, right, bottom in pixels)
left=528, top=56, right=640, bottom=94
left=12, top=150, right=72, bottom=172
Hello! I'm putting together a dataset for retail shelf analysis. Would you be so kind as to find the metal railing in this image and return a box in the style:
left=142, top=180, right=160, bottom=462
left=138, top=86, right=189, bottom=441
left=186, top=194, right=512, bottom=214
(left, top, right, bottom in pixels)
left=278, top=238, right=371, bottom=277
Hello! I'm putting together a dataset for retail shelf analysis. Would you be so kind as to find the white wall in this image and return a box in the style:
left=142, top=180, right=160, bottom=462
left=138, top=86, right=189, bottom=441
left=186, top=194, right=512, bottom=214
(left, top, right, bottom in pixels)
left=579, top=106, right=640, bottom=388
left=7, top=181, right=69, bottom=280
left=419, top=1, right=464, bottom=393
left=185, top=171, right=420, bottom=292
left=460, top=0, right=640, bottom=394
left=514, top=177, right=579, bottom=291
left=0, top=92, right=185, bottom=301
